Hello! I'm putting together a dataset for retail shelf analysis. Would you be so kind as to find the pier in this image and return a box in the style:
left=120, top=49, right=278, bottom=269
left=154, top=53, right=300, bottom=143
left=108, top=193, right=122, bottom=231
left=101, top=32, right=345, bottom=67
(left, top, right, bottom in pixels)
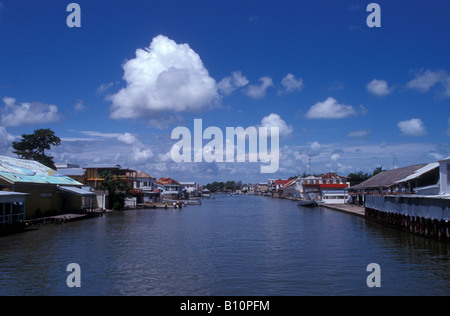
left=365, top=195, right=450, bottom=241
left=321, top=203, right=365, bottom=217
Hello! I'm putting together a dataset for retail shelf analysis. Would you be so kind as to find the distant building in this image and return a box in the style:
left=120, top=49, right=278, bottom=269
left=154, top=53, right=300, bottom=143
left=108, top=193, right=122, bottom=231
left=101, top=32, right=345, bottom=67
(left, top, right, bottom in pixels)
left=155, top=177, right=182, bottom=199
left=279, top=179, right=300, bottom=200
left=127, top=171, right=157, bottom=204
left=180, top=182, right=200, bottom=197
left=295, top=173, right=350, bottom=204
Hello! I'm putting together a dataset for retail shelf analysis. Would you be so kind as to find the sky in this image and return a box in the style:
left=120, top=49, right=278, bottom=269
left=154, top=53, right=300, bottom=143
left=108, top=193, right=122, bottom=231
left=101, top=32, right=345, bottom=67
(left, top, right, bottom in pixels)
left=0, top=0, right=450, bottom=184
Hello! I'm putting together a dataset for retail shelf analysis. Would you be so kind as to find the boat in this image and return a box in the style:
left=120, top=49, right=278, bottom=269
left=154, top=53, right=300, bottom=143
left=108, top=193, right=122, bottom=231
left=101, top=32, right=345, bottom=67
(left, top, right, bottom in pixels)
left=297, top=200, right=318, bottom=207
left=145, top=201, right=183, bottom=209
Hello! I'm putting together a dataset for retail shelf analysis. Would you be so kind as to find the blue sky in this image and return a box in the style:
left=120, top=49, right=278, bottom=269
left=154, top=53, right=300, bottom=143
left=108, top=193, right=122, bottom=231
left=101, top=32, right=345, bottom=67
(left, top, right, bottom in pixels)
left=0, top=0, right=450, bottom=184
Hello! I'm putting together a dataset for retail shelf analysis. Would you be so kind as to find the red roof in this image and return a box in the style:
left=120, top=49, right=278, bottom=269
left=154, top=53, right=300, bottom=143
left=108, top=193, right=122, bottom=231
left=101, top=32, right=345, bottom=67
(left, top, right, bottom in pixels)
left=303, top=183, right=349, bottom=189
left=274, top=179, right=291, bottom=185
left=156, top=177, right=180, bottom=185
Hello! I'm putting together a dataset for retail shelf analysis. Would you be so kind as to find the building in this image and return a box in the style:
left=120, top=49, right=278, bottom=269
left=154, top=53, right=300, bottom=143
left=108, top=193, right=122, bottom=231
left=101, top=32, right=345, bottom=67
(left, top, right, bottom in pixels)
left=83, top=164, right=137, bottom=189
left=349, top=162, right=440, bottom=205
left=295, top=173, right=350, bottom=204
left=0, top=156, right=95, bottom=218
left=0, top=191, right=28, bottom=234
left=439, top=156, right=450, bottom=195
left=128, top=171, right=157, bottom=204
left=56, top=167, right=87, bottom=185
left=180, top=182, right=200, bottom=197
left=154, top=177, right=182, bottom=199
left=255, top=183, right=269, bottom=195
left=279, top=179, right=300, bottom=200
left=319, top=173, right=350, bottom=204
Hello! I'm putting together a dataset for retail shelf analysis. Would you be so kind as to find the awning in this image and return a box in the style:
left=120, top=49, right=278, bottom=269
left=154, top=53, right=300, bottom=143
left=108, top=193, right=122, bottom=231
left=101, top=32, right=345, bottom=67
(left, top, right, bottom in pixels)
left=59, top=186, right=96, bottom=196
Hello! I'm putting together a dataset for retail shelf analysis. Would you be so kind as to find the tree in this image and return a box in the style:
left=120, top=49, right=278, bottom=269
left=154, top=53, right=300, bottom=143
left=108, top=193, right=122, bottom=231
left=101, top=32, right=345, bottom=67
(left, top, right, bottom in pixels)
left=98, top=171, right=131, bottom=210
left=373, top=166, right=383, bottom=176
left=12, top=128, right=61, bottom=170
left=347, top=171, right=371, bottom=186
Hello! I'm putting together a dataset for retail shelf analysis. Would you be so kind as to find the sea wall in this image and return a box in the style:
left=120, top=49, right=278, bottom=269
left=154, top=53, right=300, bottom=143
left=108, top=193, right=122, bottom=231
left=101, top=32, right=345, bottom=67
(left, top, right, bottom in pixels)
left=365, top=195, right=450, bottom=241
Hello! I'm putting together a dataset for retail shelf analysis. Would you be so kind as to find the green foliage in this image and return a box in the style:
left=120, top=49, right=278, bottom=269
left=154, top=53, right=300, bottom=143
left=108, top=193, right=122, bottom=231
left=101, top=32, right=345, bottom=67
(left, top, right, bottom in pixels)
left=206, top=180, right=242, bottom=193
left=99, top=171, right=131, bottom=210
left=347, top=167, right=384, bottom=186
left=12, top=128, right=61, bottom=170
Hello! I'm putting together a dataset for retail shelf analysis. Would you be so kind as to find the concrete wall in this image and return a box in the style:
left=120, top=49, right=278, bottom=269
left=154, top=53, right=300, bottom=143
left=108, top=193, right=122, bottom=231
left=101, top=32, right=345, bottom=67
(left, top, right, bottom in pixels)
left=366, top=195, right=450, bottom=221
left=365, top=195, right=450, bottom=241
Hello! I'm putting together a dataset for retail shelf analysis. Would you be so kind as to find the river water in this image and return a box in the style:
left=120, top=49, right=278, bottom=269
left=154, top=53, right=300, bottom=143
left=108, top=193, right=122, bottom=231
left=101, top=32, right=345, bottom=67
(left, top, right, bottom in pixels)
left=0, top=194, right=449, bottom=296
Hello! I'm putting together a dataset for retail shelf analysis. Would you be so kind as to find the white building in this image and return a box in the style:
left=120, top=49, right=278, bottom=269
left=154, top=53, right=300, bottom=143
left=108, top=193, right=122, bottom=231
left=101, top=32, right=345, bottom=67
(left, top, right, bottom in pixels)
left=180, top=182, right=199, bottom=197
left=439, top=156, right=450, bottom=195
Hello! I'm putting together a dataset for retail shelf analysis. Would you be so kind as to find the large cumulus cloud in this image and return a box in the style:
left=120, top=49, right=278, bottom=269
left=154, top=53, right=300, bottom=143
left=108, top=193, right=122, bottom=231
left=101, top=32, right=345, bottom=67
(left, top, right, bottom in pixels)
left=109, top=35, right=219, bottom=122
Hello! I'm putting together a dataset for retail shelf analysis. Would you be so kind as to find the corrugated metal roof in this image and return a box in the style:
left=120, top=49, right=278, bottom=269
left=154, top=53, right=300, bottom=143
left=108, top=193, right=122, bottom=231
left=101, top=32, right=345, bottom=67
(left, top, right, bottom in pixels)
left=349, top=163, right=430, bottom=190
left=0, top=155, right=82, bottom=186
left=394, top=162, right=439, bottom=184
left=59, top=186, right=96, bottom=196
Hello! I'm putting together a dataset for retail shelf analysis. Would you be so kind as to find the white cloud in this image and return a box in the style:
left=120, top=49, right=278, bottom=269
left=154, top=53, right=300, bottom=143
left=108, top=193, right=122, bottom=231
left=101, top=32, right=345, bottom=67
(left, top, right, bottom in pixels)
left=245, top=76, right=273, bottom=99
left=0, top=126, right=16, bottom=146
left=280, top=73, right=304, bottom=93
left=406, top=69, right=450, bottom=97
left=260, top=113, right=293, bottom=138
left=348, top=129, right=371, bottom=138
left=331, top=153, right=340, bottom=162
left=309, top=141, right=321, bottom=157
left=74, top=100, right=86, bottom=112
left=367, top=79, right=392, bottom=96
left=218, top=71, right=249, bottom=95
left=1, top=97, right=60, bottom=127
left=305, top=97, right=358, bottom=119
left=398, top=118, right=427, bottom=136
left=79, top=130, right=154, bottom=163
left=109, top=35, right=218, bottom=121
left=116, top=132, right=139, bottom=145
left=96, top=81, right=119, bottom=95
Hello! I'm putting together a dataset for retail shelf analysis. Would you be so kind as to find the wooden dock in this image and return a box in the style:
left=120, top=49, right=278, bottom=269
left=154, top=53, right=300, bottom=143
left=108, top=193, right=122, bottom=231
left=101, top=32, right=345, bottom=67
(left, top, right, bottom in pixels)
left=320, top=204, right=366, bottom=217
left=26, top=211, right=104, bottom=225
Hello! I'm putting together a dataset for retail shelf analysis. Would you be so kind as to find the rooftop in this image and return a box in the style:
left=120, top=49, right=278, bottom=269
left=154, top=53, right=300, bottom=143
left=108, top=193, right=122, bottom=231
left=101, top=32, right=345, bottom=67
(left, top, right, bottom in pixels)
left=0, top=156, right=82, bottom=186
left=349, top=163, right=436, bottom=190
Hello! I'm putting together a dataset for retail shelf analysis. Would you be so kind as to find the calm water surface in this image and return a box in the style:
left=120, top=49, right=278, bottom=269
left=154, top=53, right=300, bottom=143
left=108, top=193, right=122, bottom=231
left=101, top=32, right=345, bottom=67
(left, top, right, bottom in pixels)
left=0, top=195, right=449, bottom=296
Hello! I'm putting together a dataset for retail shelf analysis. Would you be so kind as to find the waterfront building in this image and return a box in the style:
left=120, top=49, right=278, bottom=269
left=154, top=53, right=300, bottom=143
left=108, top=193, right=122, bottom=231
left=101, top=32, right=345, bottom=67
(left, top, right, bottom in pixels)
left=0, top=191, right=28, bottom=233
left=128, top=171, right=158, bottom=203
left=279, top=179, right=300, bottom=200
left=154, top=177, right=183, bottom=200
left=295, top=173, right=350, bottom=204
left=438, top=156, right=450, bottom=195
left=256, top=183, right=268, bottom=195
left=180, top=182, right=200, bottom=197
left=349, top=162, right=440, bottom=204
left=56, top=167, right=87, bottom=185
left=83, top=164, right=137, bottom=189
left=0, top=155, right=94, bottom=218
